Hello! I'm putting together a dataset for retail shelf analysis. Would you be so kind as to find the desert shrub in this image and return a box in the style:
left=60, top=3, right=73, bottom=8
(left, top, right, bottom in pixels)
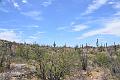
left=35, top=48, right=81, bottom=80
left=95, top=52, right=110, bottom=67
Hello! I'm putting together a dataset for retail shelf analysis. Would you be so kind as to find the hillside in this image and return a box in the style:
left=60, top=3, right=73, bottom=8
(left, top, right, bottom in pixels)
left=0, top=39, right=120, bottom=80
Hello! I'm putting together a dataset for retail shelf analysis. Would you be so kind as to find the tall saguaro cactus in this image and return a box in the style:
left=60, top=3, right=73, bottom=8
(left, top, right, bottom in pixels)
left=106, top=43, right=108, bottom=48
left=96, top=39, right=99, bottom=47
left=53, top=41, right=56, bottom=48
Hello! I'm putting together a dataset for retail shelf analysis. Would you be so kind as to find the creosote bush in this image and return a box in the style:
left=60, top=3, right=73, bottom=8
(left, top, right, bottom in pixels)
left=95, top=52, right=110, bottom=67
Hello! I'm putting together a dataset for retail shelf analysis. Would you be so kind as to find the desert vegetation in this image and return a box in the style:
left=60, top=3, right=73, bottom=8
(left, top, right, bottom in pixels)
left=0, top=39, right=120, bottom=80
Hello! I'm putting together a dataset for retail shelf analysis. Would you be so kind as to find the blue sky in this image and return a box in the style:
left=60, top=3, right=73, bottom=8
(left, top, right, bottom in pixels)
left=0, top=0, right=120, bottom=46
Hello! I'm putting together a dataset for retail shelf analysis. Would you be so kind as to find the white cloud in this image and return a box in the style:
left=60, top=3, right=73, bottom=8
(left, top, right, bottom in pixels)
left=0, top=30, right=22, bottom=42
left=112, top=2, right=120, bottom=9
left=7, top=0, right=28, bottom=10
left=11, top=0, right=20, bottom=10
left=108, top=1, right=115, bottom=5
left=31, top=25, right=40, bottom=28
left=22, top=11, right=41, bottom=17
left=57, top=24, right=88, bottom=32
left=21, top=11, right=43, bottom=20
left=0, top=28, right=11, bottom=31
left=13, top=2, right=19, bottom=8
left=114, top=11, right=120, bottom=16
left=57, top=27, right=67, bottom=30
left=0, top=28, right=18, bottom=32
left=0, top=28, right=45, bottom=43
left=70, top=21, right=75, bottom=26
left=77, top=19, right=120, bottom=39
left=82, top=0, right=108, bottom=15
left=108, top=1, right=120, bottom=16
left=41, top=0, right=54, bottom=7
left=22, top=0, right=28, bottom=4
left=25, top=31, right=45, bottom=43
left=26, top=25, right=40, bottom=28
left=72, top=24, right=88, bottom=32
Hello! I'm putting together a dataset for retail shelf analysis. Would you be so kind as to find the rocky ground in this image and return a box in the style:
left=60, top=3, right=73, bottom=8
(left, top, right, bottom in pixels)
left=64, top=67, right=117, bottom=80
left=0, top=63, right=37, bottom=80
left=0, top=63, right=118, bottom=80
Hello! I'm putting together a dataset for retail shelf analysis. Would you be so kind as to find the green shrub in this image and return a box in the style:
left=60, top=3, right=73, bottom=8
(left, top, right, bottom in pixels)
left=95, top=52, right=110, bottom=67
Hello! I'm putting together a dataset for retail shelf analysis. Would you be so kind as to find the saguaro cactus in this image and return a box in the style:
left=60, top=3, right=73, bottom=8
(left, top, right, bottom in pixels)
left=75, top=44, right=78, bottom=51
left=106, top=43, right=108, bottom=48
left=96, top=39, right=99, bottom=47
left=53, top=41, right=56, bottom=48
left=114, top=42, right=117, bottom=52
